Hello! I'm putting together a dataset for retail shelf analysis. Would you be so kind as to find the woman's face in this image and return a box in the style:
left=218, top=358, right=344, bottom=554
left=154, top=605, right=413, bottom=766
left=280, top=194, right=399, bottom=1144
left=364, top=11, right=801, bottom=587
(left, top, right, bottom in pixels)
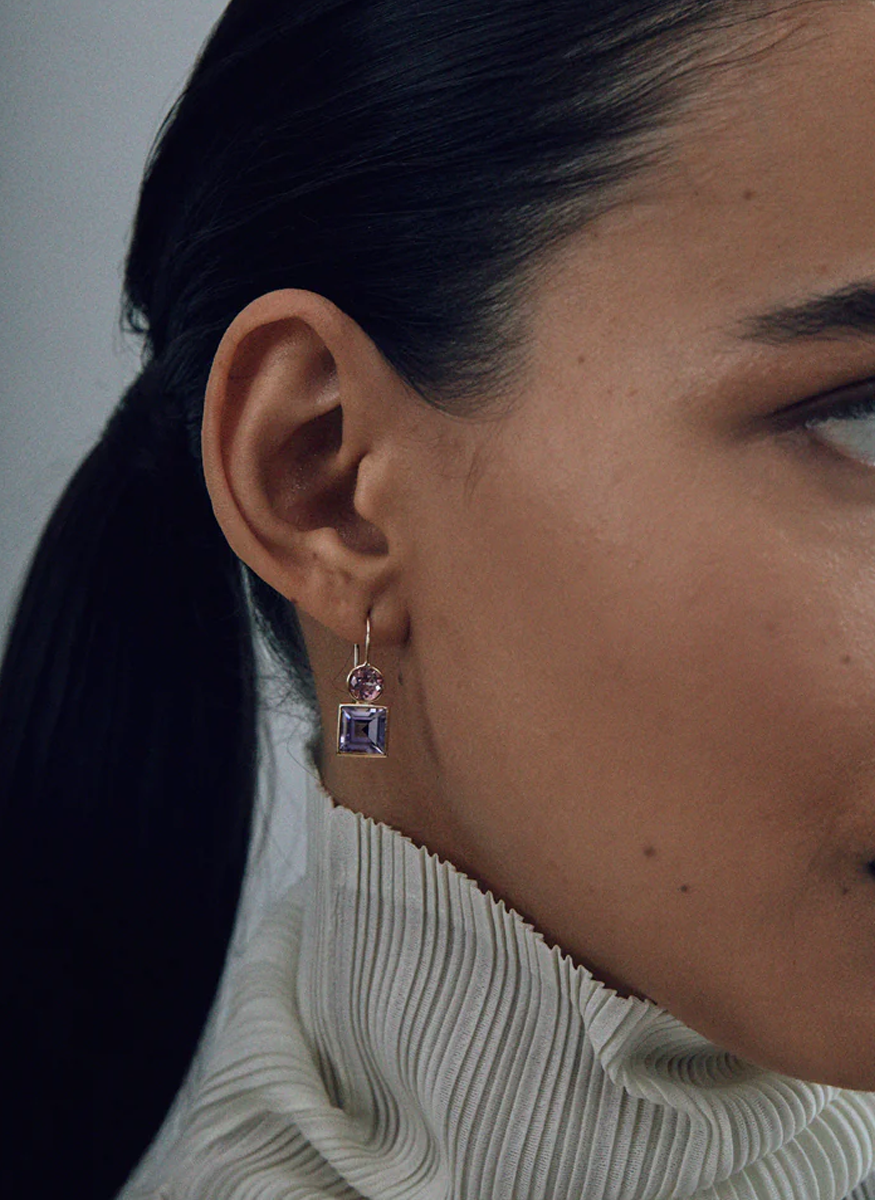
left=226, top=1, right=875, bottom=1088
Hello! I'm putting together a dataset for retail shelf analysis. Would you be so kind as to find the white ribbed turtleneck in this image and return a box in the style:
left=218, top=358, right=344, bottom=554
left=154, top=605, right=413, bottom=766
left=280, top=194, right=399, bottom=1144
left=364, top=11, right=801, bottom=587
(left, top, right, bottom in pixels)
left=118, top=768, right=875, bottom=1199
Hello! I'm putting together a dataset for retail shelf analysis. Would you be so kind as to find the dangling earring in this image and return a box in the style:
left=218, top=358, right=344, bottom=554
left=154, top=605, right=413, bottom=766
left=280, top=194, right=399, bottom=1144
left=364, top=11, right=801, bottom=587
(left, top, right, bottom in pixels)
left=336, top=612, right=389, bottom=756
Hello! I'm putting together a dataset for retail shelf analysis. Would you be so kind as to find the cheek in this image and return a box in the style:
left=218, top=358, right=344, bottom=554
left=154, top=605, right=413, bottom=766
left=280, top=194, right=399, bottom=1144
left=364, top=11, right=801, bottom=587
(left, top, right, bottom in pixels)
left=408, top=402, right=875, bottom=1083
left=422, top=419, right=875, bottom=901
left=588, top=479, right=875, bottom=857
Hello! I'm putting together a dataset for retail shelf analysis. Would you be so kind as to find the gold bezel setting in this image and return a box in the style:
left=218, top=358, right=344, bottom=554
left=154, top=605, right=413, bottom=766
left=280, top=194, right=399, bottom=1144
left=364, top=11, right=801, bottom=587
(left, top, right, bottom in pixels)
left=336, top=703, right=389, bottom=756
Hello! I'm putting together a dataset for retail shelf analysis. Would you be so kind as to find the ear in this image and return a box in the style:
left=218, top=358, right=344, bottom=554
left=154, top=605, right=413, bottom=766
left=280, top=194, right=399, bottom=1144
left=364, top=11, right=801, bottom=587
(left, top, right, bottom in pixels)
left=201, top=288, right=410, bottom=648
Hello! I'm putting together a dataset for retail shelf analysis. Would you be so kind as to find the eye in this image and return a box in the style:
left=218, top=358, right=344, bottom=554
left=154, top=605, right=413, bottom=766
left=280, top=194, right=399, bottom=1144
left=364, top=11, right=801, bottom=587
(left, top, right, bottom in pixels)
left=775, top=378, right=875, bottom=468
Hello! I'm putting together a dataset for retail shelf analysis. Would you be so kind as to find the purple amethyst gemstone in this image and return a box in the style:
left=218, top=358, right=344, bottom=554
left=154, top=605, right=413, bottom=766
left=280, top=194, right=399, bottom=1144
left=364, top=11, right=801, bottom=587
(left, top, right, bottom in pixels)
left=337, top=705, right=388, bottom=756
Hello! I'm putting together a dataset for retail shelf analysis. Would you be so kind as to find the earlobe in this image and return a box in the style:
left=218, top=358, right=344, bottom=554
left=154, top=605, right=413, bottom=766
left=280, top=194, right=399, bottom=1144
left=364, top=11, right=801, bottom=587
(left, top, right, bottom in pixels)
left=200, top=289, right=404, bottom=646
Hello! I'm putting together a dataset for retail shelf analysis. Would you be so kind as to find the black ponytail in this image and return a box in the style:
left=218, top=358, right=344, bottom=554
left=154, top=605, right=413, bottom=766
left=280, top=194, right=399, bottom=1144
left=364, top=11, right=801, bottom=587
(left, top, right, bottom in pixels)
left=0, top=362, right=261, bottom=1195
left=0, top=1, right=784, bottom=1194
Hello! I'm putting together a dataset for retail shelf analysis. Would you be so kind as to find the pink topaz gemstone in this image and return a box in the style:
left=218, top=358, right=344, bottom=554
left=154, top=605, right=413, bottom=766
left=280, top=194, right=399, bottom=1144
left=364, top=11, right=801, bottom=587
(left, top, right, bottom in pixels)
left=347, top=664, right=384, bottom=702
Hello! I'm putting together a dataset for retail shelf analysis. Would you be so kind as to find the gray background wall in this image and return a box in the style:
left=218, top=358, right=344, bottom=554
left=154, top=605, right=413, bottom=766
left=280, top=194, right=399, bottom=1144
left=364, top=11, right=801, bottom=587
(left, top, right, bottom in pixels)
left=0, top=1, right=226, bottom=629
left=1, top=1, right=310, bottom=887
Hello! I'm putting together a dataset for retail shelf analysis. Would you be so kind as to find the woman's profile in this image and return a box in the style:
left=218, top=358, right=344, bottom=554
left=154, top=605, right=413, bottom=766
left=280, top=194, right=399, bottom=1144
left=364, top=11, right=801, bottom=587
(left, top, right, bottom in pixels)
left=4, top=1, right=875, bottom=1197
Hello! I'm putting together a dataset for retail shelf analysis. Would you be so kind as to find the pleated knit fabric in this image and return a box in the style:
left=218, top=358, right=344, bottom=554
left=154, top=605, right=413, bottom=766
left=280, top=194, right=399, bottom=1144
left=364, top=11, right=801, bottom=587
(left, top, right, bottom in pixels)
left=117, top=769, right=875, bottom=1200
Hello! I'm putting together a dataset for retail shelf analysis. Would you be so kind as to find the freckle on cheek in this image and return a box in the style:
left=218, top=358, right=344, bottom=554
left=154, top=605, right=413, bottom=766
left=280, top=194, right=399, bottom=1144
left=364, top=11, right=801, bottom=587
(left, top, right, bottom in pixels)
left=643, top=845, right=658, bottom=859
left=679, top=884, right=690, bottom=894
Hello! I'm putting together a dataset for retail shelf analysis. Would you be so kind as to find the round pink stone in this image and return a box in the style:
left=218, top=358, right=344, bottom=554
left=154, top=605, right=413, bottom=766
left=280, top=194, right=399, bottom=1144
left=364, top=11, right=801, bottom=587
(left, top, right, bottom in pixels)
left=347, top=664, right=384, bottom=702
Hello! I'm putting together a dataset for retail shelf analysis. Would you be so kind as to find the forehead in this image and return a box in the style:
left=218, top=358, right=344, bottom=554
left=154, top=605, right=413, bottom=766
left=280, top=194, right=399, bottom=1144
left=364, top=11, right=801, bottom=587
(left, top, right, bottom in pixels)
left=537, top=1, right=875, bottom=360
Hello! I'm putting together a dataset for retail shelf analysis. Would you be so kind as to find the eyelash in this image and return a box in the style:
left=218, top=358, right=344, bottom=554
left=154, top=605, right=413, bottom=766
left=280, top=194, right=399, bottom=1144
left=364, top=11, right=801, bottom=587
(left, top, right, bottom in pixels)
left=797, top=379, right=875, bottom=428
left=775, top=377, right=875, bottom=458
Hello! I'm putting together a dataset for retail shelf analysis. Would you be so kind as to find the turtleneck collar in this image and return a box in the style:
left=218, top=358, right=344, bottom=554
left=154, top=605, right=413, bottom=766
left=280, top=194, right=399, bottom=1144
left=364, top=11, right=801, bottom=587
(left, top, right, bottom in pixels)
left=120, top=768, right=875, bottom=1200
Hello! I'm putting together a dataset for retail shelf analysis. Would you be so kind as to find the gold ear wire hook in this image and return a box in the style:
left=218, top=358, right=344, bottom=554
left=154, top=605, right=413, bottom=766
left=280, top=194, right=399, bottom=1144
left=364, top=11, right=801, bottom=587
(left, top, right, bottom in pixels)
left=353, top=613, right=371, bottom=670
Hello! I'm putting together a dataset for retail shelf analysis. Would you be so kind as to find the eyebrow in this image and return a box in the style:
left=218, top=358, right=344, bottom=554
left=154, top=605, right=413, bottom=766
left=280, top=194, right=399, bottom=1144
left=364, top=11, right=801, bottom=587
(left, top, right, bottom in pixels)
left=737, top=281, right=875, bottom=344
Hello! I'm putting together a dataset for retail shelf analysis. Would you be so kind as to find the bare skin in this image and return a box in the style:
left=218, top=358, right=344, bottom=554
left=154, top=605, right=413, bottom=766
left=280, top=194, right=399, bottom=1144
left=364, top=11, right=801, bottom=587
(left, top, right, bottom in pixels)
left=201, top=2, right=875, bottom=1088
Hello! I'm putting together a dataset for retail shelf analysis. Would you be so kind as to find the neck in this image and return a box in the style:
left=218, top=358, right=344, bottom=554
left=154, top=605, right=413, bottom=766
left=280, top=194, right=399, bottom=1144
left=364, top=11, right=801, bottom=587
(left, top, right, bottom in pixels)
left=121, top=767, right=875, bottom=1199
left=292, top=772, right=875, bottom=1200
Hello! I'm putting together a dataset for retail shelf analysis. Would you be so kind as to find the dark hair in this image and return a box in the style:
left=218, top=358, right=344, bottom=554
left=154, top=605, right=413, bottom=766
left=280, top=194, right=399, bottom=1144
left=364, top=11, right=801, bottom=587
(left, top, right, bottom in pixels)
left=0, top=1, right=783, bottom=1193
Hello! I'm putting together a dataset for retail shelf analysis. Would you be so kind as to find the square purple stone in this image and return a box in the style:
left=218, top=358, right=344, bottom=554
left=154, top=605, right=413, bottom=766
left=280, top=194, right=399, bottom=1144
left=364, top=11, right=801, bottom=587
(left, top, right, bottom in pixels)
left=337, top=704, right=388, bottom=756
